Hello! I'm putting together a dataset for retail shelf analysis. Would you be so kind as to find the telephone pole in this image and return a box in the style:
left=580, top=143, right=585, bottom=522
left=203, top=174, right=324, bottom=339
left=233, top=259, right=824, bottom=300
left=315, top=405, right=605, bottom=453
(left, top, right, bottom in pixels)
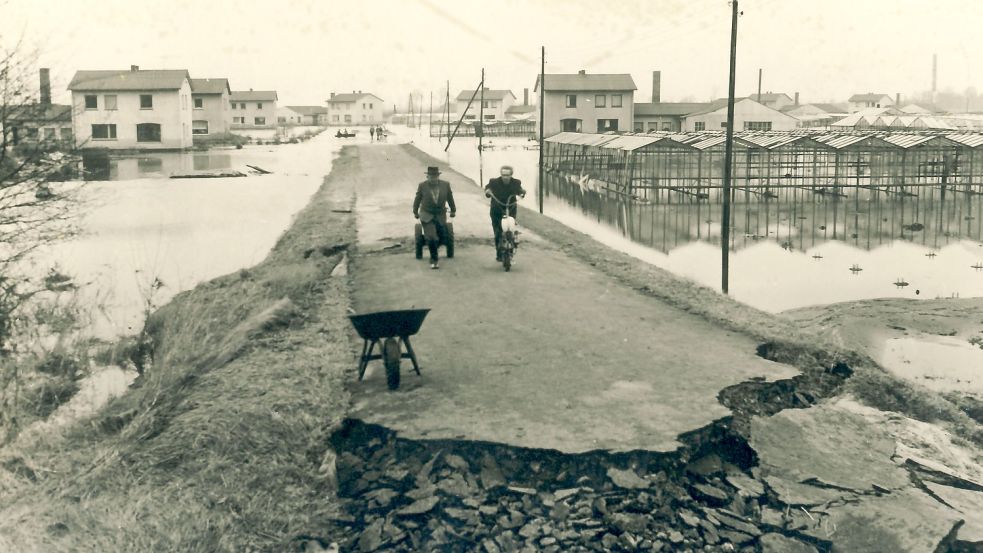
left=538, top=46, right=545, bottom=214
left=722, top=0, right=739, bottom=294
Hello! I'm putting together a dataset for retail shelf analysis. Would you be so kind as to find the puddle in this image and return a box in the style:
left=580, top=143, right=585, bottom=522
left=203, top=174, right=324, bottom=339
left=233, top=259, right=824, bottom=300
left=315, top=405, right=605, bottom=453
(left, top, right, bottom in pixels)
left=876, top=335, right=983, bottom=396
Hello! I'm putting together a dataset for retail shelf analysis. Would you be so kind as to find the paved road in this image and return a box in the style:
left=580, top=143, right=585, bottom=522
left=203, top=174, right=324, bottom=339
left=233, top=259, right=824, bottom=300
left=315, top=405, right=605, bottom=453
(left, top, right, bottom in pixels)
left=347, top=144, right=798, bottom=453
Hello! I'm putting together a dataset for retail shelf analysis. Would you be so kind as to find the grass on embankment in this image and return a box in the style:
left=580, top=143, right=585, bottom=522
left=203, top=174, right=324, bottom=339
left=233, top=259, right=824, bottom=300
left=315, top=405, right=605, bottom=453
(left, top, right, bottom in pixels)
left=402, top=144, right=983, bottom=448
left=0, top=148, right=361, bottom=552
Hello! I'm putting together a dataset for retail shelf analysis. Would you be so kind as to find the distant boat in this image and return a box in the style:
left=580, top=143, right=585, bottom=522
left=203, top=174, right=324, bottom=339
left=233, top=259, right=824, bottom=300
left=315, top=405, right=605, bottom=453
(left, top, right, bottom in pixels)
left=849, top=264, right=863, bottom=273
left=925, top=251, right=937, bottom=258
left=894, top=278, right=909, bottom=288
left=972, top=262, right=983, bottom=270
left=812, top=254, right=823, bottom=260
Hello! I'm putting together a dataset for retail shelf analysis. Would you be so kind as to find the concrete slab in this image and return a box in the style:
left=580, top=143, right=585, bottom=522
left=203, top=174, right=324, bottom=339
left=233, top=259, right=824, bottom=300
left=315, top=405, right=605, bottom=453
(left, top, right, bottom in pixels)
left=347, top=145, right=798, bottom=453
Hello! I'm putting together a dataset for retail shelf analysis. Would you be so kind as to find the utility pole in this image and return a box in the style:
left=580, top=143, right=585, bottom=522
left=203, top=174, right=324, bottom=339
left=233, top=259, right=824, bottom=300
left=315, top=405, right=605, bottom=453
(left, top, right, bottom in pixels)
left=429, top=91, right=433, bottom=136
left=722, top=0, right=739, bottom=294
left=479, top=68, right=485, bottom=188
left=445, top=81, right=450, bottom=142
left=757, top=68, right=762, bottom=103
left=539, top=46, right=545, bottom=214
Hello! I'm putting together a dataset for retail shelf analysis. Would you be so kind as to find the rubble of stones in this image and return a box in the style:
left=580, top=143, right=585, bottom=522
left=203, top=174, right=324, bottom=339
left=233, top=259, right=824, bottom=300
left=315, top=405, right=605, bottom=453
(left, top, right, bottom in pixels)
left=329, top=421, right=830, bottom=553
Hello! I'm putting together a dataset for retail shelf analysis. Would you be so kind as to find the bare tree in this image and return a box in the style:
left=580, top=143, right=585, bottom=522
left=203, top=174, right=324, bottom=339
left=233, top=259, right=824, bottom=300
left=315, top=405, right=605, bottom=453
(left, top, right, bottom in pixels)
left=0, top=38, right=84, bottom=436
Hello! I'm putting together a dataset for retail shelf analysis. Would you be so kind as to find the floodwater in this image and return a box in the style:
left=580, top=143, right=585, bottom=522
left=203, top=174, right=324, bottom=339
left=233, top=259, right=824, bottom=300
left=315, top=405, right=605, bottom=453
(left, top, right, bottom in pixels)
left=33, top=128, right=352, bottom=338
left=397, top=126, right=983, bottom=313
left=876, top=335, right=983, bottom=397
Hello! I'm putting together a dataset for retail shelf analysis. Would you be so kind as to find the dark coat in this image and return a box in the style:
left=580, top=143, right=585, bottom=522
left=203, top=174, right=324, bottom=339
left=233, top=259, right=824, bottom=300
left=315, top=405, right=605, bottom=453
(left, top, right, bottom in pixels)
left=485, top=177, right=526, bottom=215
left=413, top=179, right=456, bottom=224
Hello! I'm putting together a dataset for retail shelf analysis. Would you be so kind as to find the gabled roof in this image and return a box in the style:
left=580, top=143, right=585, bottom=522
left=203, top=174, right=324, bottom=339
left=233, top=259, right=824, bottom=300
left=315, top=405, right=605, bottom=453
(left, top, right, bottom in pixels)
left=849, top=93, right=892, bottom=102
left=505, top=105, right=537, bottom=114
left=68, top=69, right=190, bottom=91
left=685, top=98, right=734, bottom=116
left=534, top=73, right=637, bottom=92
left=900, top=103, right=932, bottom=114
left=456, top=89, right=515, bottom=101
left=634, top=102, right=711, bottom=116
left=190, top=78, right=231, bottom=95
left=287, top=105, right=328, bottom=115
left=230, top=90, right=278, bottom=101
left=327, top=92, right=384, bottom=103
left=750, top=92, right=792, bottom=103
left=7, top=103, right=73, bottom=122
left=814, top=103, right=849, bottom=113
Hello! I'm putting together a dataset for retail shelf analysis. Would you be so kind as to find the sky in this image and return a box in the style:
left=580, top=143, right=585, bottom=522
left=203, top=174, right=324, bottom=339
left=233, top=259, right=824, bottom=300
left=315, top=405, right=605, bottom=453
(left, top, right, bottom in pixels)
left=3, top=0, right=983, bottom=108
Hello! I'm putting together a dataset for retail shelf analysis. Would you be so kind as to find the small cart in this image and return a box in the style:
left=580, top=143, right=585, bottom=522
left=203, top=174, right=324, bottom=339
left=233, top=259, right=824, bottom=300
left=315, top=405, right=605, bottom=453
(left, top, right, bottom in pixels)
left=348, top=309, right=430, bottom=390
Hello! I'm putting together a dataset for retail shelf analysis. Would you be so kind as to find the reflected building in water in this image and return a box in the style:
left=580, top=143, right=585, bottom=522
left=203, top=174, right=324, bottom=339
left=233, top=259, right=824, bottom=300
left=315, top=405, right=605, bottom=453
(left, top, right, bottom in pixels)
left=80, top=151, right=233, bottom=181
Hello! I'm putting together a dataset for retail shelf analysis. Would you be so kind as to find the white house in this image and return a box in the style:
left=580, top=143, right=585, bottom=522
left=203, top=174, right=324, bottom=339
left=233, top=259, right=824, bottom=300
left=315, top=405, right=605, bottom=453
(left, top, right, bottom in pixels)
left=847, top=93, right=895, bottom=112
left=230, top=90, right=278, bottom=128
left=190, top=78, right=231, bottom=140
left=68, top=66, right=193, bottom=150
left=455, top=89, right=516, bottom=122
left=534, top=70, right=636, bottom=136
left=277, top=106, right=307, bottom=125
left=326, top=92, right=384, bottom=126
left=749, top=92, right=795, bottom=110
left=683, top=98, right=799, bottom=132
left=281, top=106, right=328, bottom=125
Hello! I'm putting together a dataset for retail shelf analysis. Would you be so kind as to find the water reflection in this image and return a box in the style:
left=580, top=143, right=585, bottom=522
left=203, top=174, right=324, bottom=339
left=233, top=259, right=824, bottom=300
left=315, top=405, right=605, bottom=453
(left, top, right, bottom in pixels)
left=81, top=151, right=235, bottom=181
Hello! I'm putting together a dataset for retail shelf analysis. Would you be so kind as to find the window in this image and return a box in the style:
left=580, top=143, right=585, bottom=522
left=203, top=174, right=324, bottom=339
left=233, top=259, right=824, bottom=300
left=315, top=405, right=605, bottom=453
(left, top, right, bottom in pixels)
left=634, top=122, right=644, bottom=132
left=369, top=103, right=373, bottom=109
left=331, top=115, right=339, bottom=122
left=694, top=122, right=706, bottom=131
left=362, top=114, right=367, bottom=121
left=464, top=114, right=477, bottom=120
left=484, top=114, right=495, bottom=120
left=257, top=103, right=263, bottom=109
left=596, top=119, right=618, bottom=132
left=362, top=103, right=367, bottom=109
left=233, top=117, right=243, bottom=124
left=661, top=123, right=672, bottom=131
left=743, top=121, right=772, bottom=131
left=91, top=124, right=117, bottom=140
left=194, top=97, right=204, bottom=109
left=140, top=94, right=153, bottom=109
left=240, top=103, right=246, bottom=109
left=344, top=115, right=352, bottom=123
left=231, top=102, right=236, bottom=109
left=85, top=95, right=98, bottom=109
left=278, top=116, right=286, bottom=123
left=720, top=122, right=728, bottom=128
left=647, top=122, right=660, bottom=131
left=192, top=120, right=209, bottom=135
left=25, top=127, right=38, bottom=140
left=560, top=118, right=582, bottom=132
left=44, top=128, right=56, bottom=140
left=612, top=94, right=623, bottom=108
left=595, top=95, right=606, bottom=108
left=60, top=127, right=73, bottom=142
left=104, top=95, right=117, bottom=110
left=136, top=123, right=161, bottom=142
left=565, top=94, right=577, bottom=108
left=481, top=100, right=489, bottom=108
left=254, top=117, right=266, bottom=125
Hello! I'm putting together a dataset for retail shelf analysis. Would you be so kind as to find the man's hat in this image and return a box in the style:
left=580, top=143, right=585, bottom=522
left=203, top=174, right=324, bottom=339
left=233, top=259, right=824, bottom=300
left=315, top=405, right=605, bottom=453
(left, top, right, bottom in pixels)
left=426, top=166, right=441, bottom=176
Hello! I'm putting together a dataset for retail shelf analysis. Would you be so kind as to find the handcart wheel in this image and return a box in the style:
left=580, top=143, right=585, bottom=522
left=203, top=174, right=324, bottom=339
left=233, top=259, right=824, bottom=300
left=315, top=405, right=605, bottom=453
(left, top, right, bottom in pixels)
left=383, top=337, right=401, bottom=390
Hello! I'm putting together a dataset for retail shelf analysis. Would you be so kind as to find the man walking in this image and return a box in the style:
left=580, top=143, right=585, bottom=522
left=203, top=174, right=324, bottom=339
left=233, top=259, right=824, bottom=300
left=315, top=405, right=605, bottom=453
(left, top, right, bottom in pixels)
left=484, top=165, right=526, bottom=261
left=413, top=166, right=456, bottom=269
left=370, top=126, right=375, bottom=141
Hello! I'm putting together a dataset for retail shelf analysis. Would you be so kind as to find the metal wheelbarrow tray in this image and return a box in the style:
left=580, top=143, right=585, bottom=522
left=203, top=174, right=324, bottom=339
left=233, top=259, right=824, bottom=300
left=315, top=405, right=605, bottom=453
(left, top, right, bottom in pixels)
left=348, top=309, right=430, bottom=390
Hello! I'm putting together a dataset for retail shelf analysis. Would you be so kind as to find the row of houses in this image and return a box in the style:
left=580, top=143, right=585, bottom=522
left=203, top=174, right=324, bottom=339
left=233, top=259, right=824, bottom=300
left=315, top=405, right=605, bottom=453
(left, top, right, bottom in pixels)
left=3, top=67, right=340, bottom=151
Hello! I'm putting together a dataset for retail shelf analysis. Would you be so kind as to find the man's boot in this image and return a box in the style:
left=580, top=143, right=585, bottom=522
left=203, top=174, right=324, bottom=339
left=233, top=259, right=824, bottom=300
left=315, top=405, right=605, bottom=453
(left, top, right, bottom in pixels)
left=428, top=240, right=439, bottom=269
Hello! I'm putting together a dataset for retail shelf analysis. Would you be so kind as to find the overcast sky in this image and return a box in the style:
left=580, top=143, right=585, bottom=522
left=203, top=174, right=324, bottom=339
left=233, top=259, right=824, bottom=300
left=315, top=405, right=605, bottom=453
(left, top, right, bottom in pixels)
left=4, top=0, right=982, bottom=108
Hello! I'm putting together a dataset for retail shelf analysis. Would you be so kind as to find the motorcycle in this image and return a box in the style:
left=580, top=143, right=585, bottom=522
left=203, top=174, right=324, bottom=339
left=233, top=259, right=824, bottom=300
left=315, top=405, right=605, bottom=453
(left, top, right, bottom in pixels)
left=487, top=191, right=523, bottom=272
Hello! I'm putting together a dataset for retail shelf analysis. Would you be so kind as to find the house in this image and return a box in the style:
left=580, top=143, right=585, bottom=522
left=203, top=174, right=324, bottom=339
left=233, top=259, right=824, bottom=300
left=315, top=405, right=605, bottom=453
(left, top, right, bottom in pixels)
left=848, top=93, right=895, bottom=112
left=68, top=66, right=193, bottom=150
left=682, top=97, right=799, bottom=131
left=281, top=105, right=328, bottom=125
left=505, top=104, right=537, bottom=121
left=633, top=102, right=709, bottom=132
left=189, top=78, right=231, bottom=140
left=326, top=91, right=384, bottom=126
left=455, top=89, right=516, bottom=122
left=749, top=92, right=795, bottom=110
left=230, top=89, right=278, bottom=128
left=534, top=70, right=636, bottom=136
left=783, top=103, right=848, bottom=117
left=899, top=103, right=933, bottom=114
left=3, top=68, right=73, bottom=147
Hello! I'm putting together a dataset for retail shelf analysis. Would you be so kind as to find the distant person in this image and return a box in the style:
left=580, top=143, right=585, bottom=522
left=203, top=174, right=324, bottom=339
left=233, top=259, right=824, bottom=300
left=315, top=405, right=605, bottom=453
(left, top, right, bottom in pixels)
left=376, top=126, right=385, bottom=141
left=370, top=126, right=375, bottom=140
left=413, top=166, right=456, bottom=269
left=485, top=165, right=526, bottom=261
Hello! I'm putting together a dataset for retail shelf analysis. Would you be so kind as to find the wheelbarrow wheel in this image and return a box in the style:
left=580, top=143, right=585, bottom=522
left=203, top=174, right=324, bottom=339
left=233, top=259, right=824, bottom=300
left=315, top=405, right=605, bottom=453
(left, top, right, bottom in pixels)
left=383, top=337, right=401, bottom=390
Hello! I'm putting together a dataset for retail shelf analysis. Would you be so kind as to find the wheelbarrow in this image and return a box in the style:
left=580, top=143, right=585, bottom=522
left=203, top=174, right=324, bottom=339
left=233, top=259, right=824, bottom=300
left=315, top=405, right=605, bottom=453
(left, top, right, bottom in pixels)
left=348, top=309, right=430, bottom=390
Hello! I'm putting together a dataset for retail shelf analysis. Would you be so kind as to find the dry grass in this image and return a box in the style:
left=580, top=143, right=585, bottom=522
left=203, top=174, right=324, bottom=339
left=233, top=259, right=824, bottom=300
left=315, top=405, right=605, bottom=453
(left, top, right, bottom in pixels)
left=0, top=149, right=362, bottom=552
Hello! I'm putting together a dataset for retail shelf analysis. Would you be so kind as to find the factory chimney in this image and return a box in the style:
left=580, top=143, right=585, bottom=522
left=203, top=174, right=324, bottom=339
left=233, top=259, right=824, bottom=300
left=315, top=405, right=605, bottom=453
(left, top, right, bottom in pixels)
left=39, top=68, right=51, bottom=105
left=652, top=71, right=661, bottom=103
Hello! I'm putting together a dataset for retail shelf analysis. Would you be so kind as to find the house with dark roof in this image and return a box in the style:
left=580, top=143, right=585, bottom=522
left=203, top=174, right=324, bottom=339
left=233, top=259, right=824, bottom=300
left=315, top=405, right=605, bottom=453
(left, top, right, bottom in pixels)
left=326, top=91, right=384, bottom=126
left=279, top=105, right=328, bottom=125
left=455, top=88, right=517, bottom=122
left=848, top=93, right=895, bottom=112
left=534, top=70, right=637, bottom=136
left=68, top=66, right=194, bottom=150
left=190, top=78, right=231, bottom=138
left=230, top=89, right=278, bottom=128
left=3, top=69, right=74, bottom=147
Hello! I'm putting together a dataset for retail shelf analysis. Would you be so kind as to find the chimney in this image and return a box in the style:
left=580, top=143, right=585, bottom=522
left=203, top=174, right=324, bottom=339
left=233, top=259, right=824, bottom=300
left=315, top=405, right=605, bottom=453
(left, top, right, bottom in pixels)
left=794, top=92, right=799, bottom=106
left=578, top=69, right=586, bottom=75
left=652, top=71, right=661, bottom=103
left=895, top=92, right=901, bottom=106
left=39, top=68, right=51, bottom=106
left=523, top=88, right=529, bottom=106
left=130, top=65, right=139, bottom=71
left=330, top=92, right=335, bottom=98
